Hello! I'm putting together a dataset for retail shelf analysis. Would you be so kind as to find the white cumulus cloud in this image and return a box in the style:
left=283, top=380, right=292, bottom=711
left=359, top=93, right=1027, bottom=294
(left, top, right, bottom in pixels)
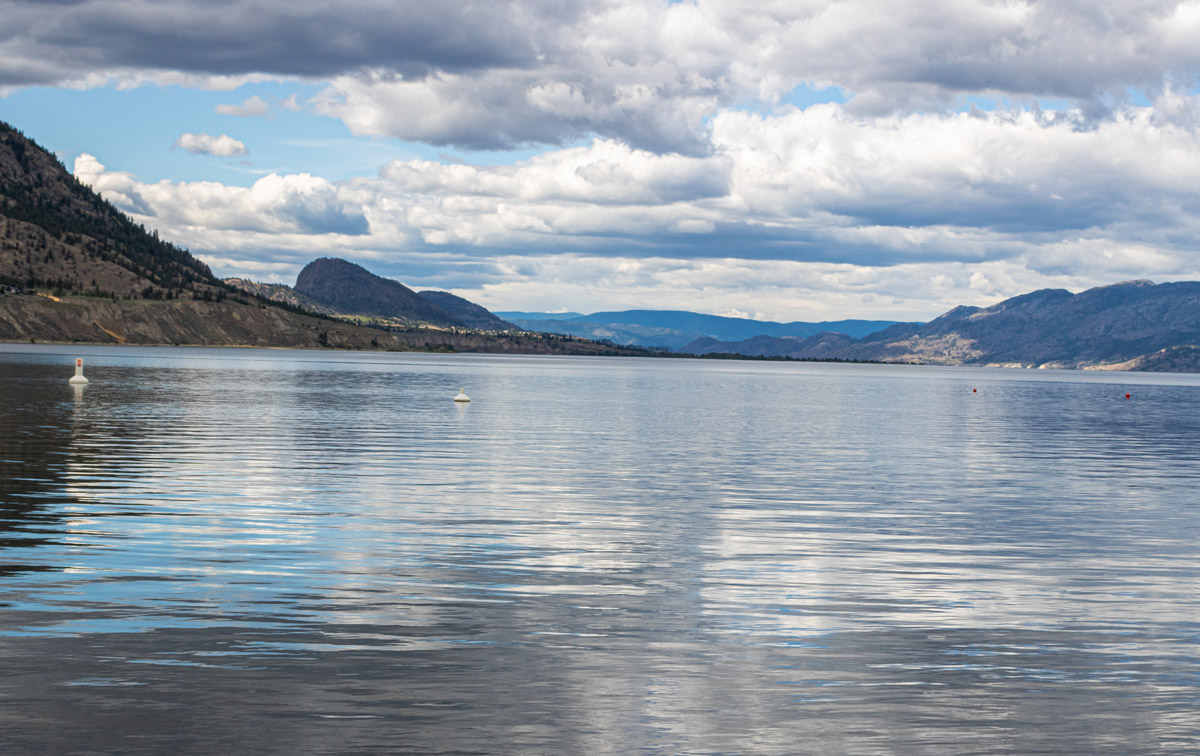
left=76, top=154, right=367, bottom=236
left=72, top=90, right=1200, bottom=320
left=215, top=95, right=270, bottom=117
left=173, top=132, right=248, bottom=157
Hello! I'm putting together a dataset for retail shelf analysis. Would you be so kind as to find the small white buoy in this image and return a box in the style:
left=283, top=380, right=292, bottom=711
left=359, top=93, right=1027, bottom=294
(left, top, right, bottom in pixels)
left=68, top=357, right=89, bottom=386
left=453, top=387, right=470, bottom=402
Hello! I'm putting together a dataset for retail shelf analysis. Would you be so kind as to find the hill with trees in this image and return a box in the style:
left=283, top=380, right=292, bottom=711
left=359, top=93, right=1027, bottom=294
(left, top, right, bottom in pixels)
left=0, top=121, right=219, bottom=300
left=0, top=120, right=644, bottom=356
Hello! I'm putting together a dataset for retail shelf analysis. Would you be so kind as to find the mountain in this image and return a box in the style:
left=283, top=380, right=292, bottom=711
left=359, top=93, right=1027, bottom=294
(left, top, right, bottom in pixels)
left=501, top=309, right=901, bottom=350
left=417, top=291, right=515, bottom=330
left=293, top=257, right=460, bottom=327
left=0, top=121, right=219, bottom=299
left=681, top=280, right=1200, bottom=371
left=227, top=263, right=515, bottom=331
left=881, top=280, right=1200, bottom=367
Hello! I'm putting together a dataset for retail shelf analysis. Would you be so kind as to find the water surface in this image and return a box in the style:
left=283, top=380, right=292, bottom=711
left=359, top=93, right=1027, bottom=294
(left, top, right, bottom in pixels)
left=2, top=344, right=1199, bottom=754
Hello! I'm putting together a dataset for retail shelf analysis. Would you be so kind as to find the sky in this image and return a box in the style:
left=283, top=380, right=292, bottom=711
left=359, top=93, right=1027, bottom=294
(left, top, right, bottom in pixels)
left=2, top=0, right=1200, bottom=322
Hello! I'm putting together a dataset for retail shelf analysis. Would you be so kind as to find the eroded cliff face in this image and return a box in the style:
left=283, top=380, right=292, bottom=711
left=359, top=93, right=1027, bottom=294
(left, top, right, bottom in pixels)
left=0, top=294, right=647, bottom=355
left=0, top=295, right=371, bottom=348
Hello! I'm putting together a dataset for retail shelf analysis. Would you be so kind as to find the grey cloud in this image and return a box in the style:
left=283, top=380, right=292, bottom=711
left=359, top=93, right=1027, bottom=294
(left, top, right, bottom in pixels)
left=77, top=97, right=1200, bottom=281
left=7, top=1, right=1200, bottom=152
left=371, top=219, right=977, bottom=270
left=280, top=196, right=369, bottom=236
left=315, top=69, right=721, bottom=154
left=790, top=1, right=1200, bottom=116
left=823, top=163, right=1200, bottom=238
left=2, top=0, right=570, bottom=79
left=361, top=258, right=515, bottom=290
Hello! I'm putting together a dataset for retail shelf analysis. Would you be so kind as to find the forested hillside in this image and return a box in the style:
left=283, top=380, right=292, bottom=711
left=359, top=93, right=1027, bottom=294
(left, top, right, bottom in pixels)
left=0, top=121, right=219, bottom=299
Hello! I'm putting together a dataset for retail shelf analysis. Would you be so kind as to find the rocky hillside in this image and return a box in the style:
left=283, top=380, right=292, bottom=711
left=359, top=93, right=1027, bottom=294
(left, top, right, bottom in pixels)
left=682, top=280, right=1200, bottom=371
left=294, top=258, right=459, bottom=326
left=225, top=278, right=337, bottom=315
left=418, top=290, right=515, bottom=330
left=0, top=121, right=219, bottom=299
left=0, top=295, right=644, bottom=354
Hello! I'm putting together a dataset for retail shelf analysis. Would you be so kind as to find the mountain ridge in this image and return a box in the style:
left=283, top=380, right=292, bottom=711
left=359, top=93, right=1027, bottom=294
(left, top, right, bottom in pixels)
left=501, top=309, right=902, bottom=350
left=680, top=280, right=1200, bottom=371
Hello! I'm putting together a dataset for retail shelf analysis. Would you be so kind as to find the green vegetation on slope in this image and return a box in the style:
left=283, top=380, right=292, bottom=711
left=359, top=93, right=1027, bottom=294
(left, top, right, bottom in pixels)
left=0, top=121, right=217, bottom=297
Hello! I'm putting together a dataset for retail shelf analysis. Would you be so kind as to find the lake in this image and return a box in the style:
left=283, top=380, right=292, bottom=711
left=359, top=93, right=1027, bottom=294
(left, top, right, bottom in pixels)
left=2, top=344, right=1199, bottom=755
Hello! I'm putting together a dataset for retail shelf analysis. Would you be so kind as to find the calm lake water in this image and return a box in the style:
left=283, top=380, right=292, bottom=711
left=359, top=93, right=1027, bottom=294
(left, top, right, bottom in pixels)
left=2, top=344, right=1199, bottom=755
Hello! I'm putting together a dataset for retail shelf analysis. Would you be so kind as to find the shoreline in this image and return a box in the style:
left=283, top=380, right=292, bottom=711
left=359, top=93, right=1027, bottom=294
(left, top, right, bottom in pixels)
left=8, top=338, right=1194, bottom=376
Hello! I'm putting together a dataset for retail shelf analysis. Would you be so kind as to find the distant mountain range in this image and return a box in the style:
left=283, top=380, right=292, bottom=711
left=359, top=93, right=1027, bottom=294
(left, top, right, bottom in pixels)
left=681, top=280, right=1200, bottom=370
left=237, top=267, right=900, bottom=350
left=496, top=310, right=901, bottom=350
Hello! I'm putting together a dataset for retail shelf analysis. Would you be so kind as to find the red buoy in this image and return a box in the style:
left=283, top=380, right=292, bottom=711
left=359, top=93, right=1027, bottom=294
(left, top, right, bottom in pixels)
left=972, top=388, right=977, bottom=393
left=1125, top=393, right=1131, bottom=400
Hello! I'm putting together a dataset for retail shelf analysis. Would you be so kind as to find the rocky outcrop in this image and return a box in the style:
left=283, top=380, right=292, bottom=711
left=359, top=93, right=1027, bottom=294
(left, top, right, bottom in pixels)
left=294, top=258, right=460, bottom=326
left=417, top=290, right=515, bottom=330
left=225, top=278, right=337, bottom=316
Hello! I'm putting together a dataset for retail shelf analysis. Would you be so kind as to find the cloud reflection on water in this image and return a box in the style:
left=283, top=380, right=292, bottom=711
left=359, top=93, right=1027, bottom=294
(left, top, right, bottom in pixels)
left=1, top=347, right=1199, bottom=754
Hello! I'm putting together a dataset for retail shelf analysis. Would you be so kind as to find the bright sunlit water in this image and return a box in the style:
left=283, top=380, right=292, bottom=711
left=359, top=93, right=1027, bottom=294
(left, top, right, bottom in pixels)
left=2, top=344, right=1199, bottom=755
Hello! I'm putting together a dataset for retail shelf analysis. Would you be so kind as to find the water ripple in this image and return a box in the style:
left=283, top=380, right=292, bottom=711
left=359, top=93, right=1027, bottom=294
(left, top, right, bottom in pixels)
left=2, top=347, right=1200, bottom=754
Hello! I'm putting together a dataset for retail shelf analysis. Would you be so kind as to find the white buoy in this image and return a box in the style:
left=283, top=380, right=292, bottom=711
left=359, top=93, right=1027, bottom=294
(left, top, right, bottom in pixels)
left=68, top=357, right=88, bottom=386
left=453, top=387, right=470, bottom=402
